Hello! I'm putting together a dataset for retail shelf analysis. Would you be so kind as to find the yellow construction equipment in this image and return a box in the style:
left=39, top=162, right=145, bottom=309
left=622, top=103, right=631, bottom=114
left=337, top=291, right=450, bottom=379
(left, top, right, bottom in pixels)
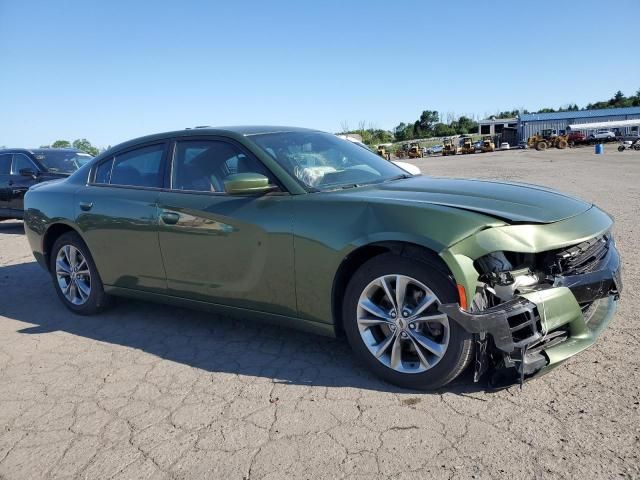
left=442, top=138, right=458, bottom=156
left=407, top=142, right=423, bottom=158
left=527, top=129, right=569, bottom=151
left=481, top=135, right=495, bottom=153
left=460, top=137, right=475, bottom=154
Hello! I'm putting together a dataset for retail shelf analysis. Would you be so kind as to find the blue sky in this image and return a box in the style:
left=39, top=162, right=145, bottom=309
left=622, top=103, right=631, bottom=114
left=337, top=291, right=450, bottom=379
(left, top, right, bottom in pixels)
left=1, top=0, right=638, bottom=148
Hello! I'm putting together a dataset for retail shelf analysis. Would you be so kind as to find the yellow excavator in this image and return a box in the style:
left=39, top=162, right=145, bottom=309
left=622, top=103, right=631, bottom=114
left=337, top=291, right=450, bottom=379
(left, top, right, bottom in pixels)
left=460, top=137, right=475, bottom=154
left=527, top=129, right=569, bottom=151
left=442, top=138, right=458, bottom=156
left=481, top=135, right=495, bottom=153
left=407, top=142, right=423, bottom=158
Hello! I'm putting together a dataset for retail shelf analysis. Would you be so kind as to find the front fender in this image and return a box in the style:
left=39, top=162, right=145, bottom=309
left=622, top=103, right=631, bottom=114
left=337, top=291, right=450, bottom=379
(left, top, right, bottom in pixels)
left=292, top=196, right=505, bottom=325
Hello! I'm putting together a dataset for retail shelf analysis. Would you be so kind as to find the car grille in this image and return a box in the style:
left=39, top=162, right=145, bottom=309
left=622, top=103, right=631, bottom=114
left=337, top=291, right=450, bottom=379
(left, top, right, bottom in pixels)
left=552, top=234, right=610, bottom=276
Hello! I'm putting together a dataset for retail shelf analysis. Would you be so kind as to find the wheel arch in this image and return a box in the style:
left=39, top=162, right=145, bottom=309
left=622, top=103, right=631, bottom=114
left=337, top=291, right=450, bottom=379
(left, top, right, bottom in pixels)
left=42, top=222, right=84, bottom=271
left=331, top=241, right=455, bottom=336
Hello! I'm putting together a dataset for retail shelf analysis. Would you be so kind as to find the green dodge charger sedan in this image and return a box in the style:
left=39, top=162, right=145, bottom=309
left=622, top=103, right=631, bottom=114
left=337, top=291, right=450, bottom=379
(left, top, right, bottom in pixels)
left=23, top=126, right=622, bottom=389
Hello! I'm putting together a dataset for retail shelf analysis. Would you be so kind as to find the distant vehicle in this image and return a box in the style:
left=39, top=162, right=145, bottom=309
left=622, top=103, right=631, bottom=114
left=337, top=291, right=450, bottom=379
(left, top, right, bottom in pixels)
left=500, top=142, right=510, bottom=150
left=339, top=137, right=421, bottom=175
left=460, top=137, right=475, bottom=155
left=428, top=145, right=443, bottom=154
left=0, top=148, right=93, bottom=220
left=589, top=130, right=616, bottom=141
left=481, top=135, right=495, bottom=153
left=407, top=142, right=423, bottom=159
left=619, top=132, right=640, bottom=142
left=568, top=132, right=587, bottom=144
left=474, top=141, right=483, bottom=151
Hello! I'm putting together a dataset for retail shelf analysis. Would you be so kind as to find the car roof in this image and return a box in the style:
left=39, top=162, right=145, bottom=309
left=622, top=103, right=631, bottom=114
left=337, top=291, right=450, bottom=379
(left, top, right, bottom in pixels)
left=0, top=147, right=83, bottom=155
left=96, top=125, right=326, bottom=160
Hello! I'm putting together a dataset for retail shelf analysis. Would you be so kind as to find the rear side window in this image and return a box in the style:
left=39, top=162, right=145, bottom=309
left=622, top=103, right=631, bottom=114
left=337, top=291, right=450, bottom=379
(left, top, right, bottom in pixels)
left=0, top=154, right=10, bottom=175
left=94, top=144, right=165, bottom=188
left=94, top=159, right=113, bottom=184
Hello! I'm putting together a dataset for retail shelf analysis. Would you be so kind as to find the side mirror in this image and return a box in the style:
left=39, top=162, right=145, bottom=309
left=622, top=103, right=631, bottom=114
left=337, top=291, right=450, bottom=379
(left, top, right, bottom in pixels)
left=224, top=173, right=274, bottom=195
left=19, top=168, right=37, bottom=178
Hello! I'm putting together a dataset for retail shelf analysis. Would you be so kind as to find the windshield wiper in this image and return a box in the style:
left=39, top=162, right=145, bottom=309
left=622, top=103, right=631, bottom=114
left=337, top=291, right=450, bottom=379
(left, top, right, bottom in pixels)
left=384, top=173, right=412, bottom=182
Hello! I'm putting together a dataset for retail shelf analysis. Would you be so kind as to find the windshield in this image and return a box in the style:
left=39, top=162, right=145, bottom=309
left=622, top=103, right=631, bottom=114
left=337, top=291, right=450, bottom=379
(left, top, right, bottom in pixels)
left=249, top=131, right=407, bottom=190
left=32, top=150, right=94, bottom=174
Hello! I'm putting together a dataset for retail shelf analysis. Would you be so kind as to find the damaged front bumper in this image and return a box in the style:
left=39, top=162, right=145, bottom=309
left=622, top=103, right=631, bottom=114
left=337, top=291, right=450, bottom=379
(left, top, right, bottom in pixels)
left=439, top=236, right=622, bottom=387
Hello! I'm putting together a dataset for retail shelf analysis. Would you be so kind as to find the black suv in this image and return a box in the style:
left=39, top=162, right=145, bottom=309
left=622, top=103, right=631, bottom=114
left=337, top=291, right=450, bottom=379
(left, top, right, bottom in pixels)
left=0, top=148, right=93, bottom=220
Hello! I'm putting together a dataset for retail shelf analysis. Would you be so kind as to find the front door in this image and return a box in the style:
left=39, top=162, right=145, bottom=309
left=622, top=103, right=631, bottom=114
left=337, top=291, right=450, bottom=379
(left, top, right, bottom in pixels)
left=157, top=138, right=296, bottom=316
left=8, top=153, right=39, bottom=212
left=0, top=153, right=12, bottom=214
left=76, top=142, right=168, bottom=293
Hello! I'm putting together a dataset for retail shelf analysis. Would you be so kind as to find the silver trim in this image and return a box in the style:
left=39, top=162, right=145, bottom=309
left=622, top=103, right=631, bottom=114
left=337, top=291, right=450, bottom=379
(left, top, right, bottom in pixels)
left=55, top=245, right=91, bottom=305
left=357, top=274, right=450, bottom=374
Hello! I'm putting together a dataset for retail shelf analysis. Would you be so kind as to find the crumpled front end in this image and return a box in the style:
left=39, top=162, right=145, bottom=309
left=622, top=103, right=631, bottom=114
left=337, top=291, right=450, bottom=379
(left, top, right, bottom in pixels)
left=439, top=206, right=622, bottom=387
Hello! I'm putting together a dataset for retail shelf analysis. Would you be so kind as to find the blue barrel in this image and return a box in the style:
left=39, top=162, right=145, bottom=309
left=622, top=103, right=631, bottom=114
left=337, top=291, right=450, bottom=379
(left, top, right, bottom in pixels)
left=595, top=144, right=604, bottom=154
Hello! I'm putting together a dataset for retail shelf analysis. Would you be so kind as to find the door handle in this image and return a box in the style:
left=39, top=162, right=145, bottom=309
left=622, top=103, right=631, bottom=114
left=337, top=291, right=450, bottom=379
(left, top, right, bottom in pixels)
left=160, top=211, right=180, bottom=225
left=79, top=201, right=93, bottom=211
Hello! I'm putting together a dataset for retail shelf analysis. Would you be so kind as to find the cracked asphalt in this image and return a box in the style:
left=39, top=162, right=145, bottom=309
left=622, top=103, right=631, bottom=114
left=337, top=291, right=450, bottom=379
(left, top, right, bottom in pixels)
left=0, top=146, right=639, bottom=479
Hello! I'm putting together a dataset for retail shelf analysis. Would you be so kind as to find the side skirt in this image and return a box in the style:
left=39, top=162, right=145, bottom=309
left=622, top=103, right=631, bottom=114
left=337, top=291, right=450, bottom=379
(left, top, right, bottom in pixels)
left=103, top=285, right=337, bottom=338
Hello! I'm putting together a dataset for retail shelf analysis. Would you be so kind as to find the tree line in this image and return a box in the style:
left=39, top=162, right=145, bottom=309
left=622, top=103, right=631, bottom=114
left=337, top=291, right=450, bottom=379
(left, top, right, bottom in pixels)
left=46, top=139, right=101, bottom=156
left=338, top=88, right=640, bottom=145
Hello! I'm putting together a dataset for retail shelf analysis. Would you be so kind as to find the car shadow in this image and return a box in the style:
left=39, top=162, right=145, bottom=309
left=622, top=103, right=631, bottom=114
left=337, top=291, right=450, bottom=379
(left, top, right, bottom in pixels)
left=0, top=261, right=488, bottom=395
left=0, top=220, right=24, bottom=235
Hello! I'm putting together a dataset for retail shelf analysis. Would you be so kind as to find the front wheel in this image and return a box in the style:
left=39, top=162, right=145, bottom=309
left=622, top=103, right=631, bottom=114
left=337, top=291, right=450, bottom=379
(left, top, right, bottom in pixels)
left=343, top=254, right=473, bottom=390
left=50, top=231, right=109, bottom=315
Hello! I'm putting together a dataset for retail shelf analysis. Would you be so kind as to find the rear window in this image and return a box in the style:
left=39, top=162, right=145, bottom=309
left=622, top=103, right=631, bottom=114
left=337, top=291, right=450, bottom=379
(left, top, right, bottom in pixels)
left=32, top=150, right=93, bottom=174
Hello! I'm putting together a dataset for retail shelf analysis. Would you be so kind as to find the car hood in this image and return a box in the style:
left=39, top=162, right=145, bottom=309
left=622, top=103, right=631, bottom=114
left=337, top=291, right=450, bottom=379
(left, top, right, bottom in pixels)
left=348, top=176, right=592, bottom=224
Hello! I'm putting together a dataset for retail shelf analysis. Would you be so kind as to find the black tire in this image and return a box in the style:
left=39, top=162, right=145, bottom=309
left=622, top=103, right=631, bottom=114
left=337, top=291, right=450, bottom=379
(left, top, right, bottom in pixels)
left=342, top=253, right=473, bottom=390
left=536, top=141, right=547, bottom=151
left=618, top=145, right=625, bottom=152
left=50, top=231, right=109, bottom=315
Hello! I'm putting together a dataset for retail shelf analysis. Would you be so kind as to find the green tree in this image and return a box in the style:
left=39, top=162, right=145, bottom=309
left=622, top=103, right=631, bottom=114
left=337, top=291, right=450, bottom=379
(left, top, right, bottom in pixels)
left=52, top=140, right=71, bottom=148
left=432, top=123, right=456, bottom=137
left=452, top=116, right=478, bottom=135
left=417, top=110, right=439, bottom=134
left=394, top=123, right=408, bottom=141
left=72, top=138, right=99, bottom=156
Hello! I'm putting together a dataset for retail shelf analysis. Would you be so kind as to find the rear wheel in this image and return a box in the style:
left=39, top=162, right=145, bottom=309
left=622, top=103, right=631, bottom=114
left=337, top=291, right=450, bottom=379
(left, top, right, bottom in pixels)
left=536, top=141, right=548, bottom=151
left=50, top=232, right=109, bottom=315
left=557, top=139, right=568, bottom=149
left=343, top=254, right=473, bottom=390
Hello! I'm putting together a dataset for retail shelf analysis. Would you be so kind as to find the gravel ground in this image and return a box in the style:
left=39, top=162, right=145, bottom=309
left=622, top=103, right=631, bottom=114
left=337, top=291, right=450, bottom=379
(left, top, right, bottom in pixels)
left=0, top=146, right=639, bottom=479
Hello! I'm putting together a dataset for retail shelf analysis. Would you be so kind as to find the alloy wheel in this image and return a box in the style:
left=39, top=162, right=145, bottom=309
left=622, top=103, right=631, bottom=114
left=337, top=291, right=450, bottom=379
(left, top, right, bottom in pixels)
left=55, top=245, right=92, bottom=305
left=356, top=274, right=450, bottom=374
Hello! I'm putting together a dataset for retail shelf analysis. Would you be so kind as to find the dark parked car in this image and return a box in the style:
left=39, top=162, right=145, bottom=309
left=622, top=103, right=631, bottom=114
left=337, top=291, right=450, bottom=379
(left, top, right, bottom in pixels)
left=0, top=148, right=93, bottom=220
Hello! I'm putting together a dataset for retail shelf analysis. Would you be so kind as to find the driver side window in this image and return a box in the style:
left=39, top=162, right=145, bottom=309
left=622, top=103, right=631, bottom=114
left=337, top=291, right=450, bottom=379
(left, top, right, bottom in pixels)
left=11, top=154, right=36, bottom=175
left=171, top=140, right=276, bottom=193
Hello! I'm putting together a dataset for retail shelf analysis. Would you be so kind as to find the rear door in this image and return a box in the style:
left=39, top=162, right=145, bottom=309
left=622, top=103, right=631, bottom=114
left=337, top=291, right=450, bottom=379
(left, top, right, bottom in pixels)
left=8, top=153, right=39, bottom=212
left=0, top=153, right=12, bottom=213
left=76, top=142, right=168, bottom=294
